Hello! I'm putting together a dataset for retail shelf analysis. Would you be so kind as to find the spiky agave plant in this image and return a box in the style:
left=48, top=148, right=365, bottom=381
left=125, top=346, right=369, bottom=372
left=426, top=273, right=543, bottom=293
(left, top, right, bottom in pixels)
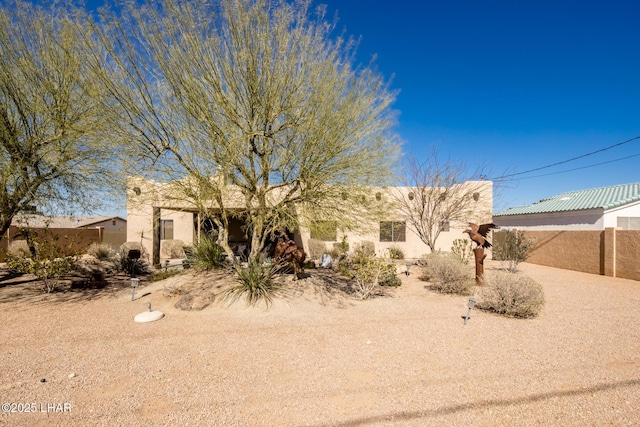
left=224, top=260, right=283, bottom=307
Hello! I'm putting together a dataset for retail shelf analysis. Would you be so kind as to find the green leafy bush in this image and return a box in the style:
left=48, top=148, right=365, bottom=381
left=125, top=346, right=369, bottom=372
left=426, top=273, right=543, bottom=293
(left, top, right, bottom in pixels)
left=6, top=229, right=80, bottom=292
left=477, top=271, right=545, bottom=318
left=192, top=236, right=227, bottom=270
left=6, top=253, right=77, bottom=293
left=451, top=238, right=473, bottom=264
left=225, top=261, right=281, bottom=307
left=493, top=229, right=536, bottom=272
left=388, top=246, right=404, bottom=260
left=419, top=251, right=474, bottom=295
left=338, top=246, right=401, bottom=299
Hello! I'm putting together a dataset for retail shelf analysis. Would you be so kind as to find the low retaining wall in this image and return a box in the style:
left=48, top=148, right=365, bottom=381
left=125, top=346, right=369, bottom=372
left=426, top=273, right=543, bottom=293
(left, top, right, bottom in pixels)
left=494, top=228, right=640, bottom=281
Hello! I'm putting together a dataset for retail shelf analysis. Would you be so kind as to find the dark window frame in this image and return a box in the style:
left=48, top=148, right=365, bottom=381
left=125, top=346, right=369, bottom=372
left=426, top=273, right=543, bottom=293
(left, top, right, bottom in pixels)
left=380, top=221, right=406, bottom=242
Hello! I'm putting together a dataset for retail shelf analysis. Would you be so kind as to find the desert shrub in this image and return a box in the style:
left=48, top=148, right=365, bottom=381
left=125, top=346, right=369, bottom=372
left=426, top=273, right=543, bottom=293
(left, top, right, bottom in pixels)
left=493, top=229, right=536, bottom=272
left=420, top=251, right=474, bottom=295
left=5, top=230, right=81, bottom=292
left=477, top=271, right=545, bottom=318
left=451, top=238, right=473, bottom=264
left=307, top=239, right=327, bottom=260
left=388, top=246, right=404, bottom=260
left=350, top=259, right=382, bottom=299
left=163, top=283, right=184, bottom=297
left=333, top=235, right=350, bottom=255
left=338, top=246, right=401, bottom=298
left=192, top=236, right=227, bottom=270
left=87, top=243, right=115, bottom=261
left=113, top=249, right=149, bottom=277
left=225, top=261, right=281, bottom=307
left=6, top=253, right=77, bottom=293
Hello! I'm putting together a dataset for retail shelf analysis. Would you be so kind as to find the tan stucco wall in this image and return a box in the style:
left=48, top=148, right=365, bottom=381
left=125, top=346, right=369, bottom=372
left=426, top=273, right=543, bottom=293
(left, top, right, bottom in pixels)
left=494, top=229, right=640, bottom=281
left=525, top=230, right=602, bottom=275
left=126, top=177, right=493, bottom=261
left=615, top=230, right=640, bottom=280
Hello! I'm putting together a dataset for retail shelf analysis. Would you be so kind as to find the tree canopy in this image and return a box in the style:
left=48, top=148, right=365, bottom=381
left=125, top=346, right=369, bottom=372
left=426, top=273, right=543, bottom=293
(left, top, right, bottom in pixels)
left=0, top=0, right=118, bottom=238
left=88, top=0, right=400, bottom=261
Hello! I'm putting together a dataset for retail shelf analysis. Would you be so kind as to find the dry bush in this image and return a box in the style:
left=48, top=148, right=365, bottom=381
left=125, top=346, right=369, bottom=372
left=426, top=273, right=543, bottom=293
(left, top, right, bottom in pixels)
left=451, top=238, right=473, bottom=264
left=87, top=243, right=115, bottom=260
left=420, top=251, right=475, bottom=295
left=477, top=271, right=545, bottom=318
left=163, top=283, right=184, bottom=297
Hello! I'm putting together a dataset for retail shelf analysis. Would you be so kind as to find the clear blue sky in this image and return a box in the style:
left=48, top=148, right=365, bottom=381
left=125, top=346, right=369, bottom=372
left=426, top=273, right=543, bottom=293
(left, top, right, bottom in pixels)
left=325, top=0, right=640, bottom=212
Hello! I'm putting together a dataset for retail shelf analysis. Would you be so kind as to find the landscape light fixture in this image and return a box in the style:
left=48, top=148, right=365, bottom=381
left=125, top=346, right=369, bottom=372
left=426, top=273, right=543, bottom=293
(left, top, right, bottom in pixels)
left=464, top=297, right=477, bottom=325
left=130, top=277, right=140, bottom=301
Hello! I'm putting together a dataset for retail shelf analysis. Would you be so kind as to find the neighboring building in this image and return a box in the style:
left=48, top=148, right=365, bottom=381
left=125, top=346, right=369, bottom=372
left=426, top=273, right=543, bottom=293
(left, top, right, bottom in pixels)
left=494, top=182, right=640, bottom=230
left=126, top=177, right=493, bottom=262
left=10, top=214, right=127, bottom=249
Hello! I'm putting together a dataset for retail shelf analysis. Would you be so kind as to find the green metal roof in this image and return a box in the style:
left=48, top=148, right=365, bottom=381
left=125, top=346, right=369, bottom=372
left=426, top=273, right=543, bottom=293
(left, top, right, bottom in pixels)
left=495, top=182, right=640, bottom=216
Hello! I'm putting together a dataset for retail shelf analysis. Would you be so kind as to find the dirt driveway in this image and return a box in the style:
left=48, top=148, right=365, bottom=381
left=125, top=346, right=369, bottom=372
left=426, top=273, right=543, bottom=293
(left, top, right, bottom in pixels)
left=1, top=260, right=639, bottom=426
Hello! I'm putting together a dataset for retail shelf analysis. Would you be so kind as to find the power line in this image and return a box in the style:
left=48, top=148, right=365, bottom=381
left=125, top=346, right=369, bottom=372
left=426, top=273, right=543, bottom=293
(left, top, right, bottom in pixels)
left=505, top=152, right=640, bottom=181
left=490, top=135, right=640, bottom=180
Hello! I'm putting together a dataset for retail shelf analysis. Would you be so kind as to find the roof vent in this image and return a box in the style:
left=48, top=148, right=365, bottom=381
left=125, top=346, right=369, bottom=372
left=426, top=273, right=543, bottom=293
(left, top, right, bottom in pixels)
left=559, top=197, right=571, bottom=201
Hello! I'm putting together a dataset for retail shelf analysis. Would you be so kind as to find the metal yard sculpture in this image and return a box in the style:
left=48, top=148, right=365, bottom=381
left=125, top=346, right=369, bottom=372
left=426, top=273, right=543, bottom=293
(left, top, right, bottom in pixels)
left=463, top=222, right=498, bottom=283
left=273, top=230, right=306, bottom=280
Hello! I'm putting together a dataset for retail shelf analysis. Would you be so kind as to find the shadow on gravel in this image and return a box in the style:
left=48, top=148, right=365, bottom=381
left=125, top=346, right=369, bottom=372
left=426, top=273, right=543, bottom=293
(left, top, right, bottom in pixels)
left=0, top=267, right=151, bottom=306
left=319, top=377, right=640, bottom=426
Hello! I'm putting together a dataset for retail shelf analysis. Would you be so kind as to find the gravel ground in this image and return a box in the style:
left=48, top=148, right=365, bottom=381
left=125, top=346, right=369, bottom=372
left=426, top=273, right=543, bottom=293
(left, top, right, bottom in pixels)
left=1, top=260, right=639, bottom=426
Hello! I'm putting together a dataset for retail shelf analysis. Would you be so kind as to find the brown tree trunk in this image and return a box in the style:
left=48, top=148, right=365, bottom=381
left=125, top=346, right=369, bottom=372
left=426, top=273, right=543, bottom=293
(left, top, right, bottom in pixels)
left=473, top=247, right=486, bottom=284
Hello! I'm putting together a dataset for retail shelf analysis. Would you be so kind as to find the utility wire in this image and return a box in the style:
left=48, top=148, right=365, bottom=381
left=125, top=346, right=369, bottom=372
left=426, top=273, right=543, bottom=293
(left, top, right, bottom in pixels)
left=490, top=135, right=640, bottom=180
left=507, top=152, right=640, bottom=181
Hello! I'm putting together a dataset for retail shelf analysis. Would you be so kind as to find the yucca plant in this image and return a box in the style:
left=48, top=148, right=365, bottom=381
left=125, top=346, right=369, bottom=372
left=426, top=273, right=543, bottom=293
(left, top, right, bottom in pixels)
left=224, top=260, right=282, bottom=307
left=192, top=235, right=227, bottom=270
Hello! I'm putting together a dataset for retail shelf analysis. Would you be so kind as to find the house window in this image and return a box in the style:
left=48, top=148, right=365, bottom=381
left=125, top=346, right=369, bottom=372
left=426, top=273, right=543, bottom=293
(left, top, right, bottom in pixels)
left=380, top=221, right=406, bottom=242
left=112, top=220, right=116, bottom=226
left=160, top=219, right=174, bottom=240
left=310, top=221, right=337, bottom=241
left=617, top=217, right=640, bottom=230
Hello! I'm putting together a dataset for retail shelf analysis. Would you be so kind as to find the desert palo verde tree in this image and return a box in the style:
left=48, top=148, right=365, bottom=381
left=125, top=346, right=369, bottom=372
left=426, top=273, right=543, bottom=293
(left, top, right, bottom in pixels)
left=393, top=148, right=491, bottom=252
left=88, top=0, right=399, bottom=263
left=0, top=1, right=117, bottom=238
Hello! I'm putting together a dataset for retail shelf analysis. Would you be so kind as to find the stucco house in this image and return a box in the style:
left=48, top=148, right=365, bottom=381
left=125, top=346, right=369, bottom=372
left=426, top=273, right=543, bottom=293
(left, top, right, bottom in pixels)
left=126, top=177, right=493, bottom=264
left=494, top=182, right=640, bottom=230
